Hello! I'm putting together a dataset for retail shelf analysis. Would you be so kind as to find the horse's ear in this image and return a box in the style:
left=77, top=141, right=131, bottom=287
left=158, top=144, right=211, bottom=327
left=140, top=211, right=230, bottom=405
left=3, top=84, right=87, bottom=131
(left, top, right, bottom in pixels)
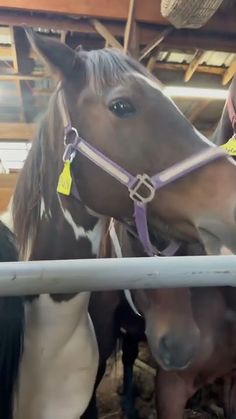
left=25, top=28, right=78, bottom=79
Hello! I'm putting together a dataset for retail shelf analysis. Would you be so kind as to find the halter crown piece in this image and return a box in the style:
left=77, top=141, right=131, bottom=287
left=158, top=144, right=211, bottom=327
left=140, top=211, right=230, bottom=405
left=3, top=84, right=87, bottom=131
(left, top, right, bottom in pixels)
left=57, top=87, right=227, bottom=257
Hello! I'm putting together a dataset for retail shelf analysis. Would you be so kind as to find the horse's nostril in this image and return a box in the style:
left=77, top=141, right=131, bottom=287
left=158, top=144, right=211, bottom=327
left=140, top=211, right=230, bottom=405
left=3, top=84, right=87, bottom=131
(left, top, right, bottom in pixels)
left=156, top=331, right=199, bottom=370
left=160, top=334, right=172, bottom=353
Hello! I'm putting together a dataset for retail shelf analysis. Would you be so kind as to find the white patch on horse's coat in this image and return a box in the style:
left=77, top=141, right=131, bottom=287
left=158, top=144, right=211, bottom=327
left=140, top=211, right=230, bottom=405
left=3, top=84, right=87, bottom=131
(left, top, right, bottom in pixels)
left=58, top=196, right=105, bottom=255
left=220, top=245, right=234, bottom=255
left=40, top=197, right=52, bottom=220
left=15, top=293, right=99, bottom=419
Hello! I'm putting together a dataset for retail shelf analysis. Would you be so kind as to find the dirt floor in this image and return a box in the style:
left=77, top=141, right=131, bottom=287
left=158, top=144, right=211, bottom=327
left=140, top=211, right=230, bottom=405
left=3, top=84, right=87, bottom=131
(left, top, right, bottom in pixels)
left=97, top=343, right=224, bottom=419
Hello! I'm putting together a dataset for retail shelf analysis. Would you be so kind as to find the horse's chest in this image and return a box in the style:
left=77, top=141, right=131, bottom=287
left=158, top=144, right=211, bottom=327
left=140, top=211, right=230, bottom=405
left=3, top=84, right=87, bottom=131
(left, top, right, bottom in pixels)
left=14, top=293, right=99, bottom=419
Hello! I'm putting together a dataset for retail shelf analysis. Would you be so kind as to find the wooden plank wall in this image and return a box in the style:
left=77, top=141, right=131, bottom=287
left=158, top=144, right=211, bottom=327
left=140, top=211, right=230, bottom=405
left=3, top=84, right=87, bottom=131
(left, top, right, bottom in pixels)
left=0, top=174, right=18, bottom=212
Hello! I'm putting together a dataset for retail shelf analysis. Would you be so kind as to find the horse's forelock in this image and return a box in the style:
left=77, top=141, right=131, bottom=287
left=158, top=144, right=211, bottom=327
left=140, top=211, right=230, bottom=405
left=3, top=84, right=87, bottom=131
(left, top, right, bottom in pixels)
left=82, top=48, right=152, bottom=92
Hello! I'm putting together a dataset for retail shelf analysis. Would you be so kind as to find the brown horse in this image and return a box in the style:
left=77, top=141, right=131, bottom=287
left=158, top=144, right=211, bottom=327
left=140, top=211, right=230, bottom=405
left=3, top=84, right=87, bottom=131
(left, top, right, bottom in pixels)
left=99, top=219, right=236, bottom=419
left=110, top=77, right=236, bottom=419
left=3, top=29, right=236, bottom=419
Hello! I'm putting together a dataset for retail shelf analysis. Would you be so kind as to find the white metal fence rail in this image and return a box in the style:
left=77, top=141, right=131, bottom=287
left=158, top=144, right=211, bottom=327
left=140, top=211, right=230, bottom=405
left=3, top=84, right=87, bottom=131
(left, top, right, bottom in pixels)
left=0, top=256, right=235, bottom=295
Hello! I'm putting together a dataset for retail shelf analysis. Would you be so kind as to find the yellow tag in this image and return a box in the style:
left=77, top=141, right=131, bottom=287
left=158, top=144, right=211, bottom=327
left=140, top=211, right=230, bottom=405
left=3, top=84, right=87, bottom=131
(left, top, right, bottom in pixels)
left=220, top=135, right=236, bottom=156
left=57, top=160, right=72, bottom=196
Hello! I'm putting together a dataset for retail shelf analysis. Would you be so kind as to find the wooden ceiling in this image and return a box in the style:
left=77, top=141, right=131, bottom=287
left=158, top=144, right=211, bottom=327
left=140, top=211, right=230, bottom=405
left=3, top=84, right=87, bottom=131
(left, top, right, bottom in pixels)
left=0, top=0, right=236, bottom=210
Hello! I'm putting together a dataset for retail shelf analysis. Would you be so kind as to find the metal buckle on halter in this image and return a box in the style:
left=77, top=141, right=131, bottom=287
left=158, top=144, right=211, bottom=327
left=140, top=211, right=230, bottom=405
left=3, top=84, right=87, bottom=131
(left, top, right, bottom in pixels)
left=63, top=127, right=79, bottom=163
left=129, top=174, right=155, bottom=204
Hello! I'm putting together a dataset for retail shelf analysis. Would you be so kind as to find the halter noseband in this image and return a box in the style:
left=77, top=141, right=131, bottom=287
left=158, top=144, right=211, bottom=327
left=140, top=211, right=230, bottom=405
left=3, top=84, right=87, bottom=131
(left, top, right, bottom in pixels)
left=57, top=88, right=227, bottom=257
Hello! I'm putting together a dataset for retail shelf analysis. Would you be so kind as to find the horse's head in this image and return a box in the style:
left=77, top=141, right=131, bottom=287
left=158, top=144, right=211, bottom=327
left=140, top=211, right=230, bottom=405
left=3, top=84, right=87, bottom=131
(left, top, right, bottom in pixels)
left=133, top=288, right=200, bottom=370
left=26, top=30, right=236, bottom=255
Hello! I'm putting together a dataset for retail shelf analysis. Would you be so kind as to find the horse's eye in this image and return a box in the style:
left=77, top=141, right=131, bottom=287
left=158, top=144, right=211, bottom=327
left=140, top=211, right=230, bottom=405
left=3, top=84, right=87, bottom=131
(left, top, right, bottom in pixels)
left=109, top=99, right=136, bottom=118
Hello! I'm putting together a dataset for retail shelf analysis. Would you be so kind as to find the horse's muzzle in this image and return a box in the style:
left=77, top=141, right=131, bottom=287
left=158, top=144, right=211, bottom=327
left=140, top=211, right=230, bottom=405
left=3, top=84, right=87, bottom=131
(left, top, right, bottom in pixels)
left=147, top=329, right=200, bottom=371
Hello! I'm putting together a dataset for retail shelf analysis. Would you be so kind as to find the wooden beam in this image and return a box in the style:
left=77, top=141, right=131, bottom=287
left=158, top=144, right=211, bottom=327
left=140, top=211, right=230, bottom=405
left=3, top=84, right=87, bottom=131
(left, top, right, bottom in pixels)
left=154, top=62, right=225, bottom=77
left=1, top=0, right=235, bottom=31
left=0, top=173, right=18, bottom=189
left=147, top=55, right=157, bottom=72
left=0, top=0, right=167, bottom=25
left=1, top=10, right=236, bottom=54
left=0, top=45, right=13, bottom=59
left=0, top=73, right=46, bottom=81
left=9, top=26, right=24, bottom=121
left=0, top=188, right=13, bottom=213
left=0, top=123, right=36, bottom=140
left=222, top=59, right=236, bottom=86
left=163, top=31, right=236, bottom=54
left=184, top=49, right=206, bottom=82
left=89, top=19, right=123, bottom=49
left=139, top=27, right=173, bottom=61
left=123, top=0, right=136, bottom=55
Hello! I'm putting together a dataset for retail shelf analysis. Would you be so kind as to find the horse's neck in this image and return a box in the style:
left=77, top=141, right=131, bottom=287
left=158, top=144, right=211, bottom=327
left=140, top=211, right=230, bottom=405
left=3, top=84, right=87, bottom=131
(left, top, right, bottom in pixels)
left=30, top=191, right=106, bottom=261
left=15, top=194, right=103, bottom=419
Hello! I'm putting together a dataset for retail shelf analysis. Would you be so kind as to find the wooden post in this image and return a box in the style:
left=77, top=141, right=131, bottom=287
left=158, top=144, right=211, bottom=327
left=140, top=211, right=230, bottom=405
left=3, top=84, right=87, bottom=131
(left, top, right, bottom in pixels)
left=184, top=49, right=206, bottom=82
left=124, top=0, right=139, bottom=58
left=89, top=19, right=123, bottom=49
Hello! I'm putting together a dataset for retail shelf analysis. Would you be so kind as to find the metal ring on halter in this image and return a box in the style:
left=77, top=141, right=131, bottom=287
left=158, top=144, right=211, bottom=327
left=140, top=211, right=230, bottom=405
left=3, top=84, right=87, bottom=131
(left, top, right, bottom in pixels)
left=63, top=127, right=80, bottom=162
left=64, top=127, right=79, bottom=146
left=128, top=174, right=156, bottom=204
left=63, top=144, right=76, bottom=163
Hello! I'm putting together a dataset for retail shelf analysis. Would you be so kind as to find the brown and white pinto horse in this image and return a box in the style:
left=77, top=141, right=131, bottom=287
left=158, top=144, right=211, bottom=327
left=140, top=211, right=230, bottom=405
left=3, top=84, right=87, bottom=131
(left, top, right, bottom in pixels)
left=0, top=222, right=24, bottom=419
left=2, top=30, right=236, bottom=419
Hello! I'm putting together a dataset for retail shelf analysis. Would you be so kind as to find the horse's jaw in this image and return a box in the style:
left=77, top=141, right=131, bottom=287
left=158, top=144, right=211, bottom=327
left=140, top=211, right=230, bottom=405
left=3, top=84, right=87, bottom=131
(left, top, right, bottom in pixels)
left=196, top=218, right=236, bottom=255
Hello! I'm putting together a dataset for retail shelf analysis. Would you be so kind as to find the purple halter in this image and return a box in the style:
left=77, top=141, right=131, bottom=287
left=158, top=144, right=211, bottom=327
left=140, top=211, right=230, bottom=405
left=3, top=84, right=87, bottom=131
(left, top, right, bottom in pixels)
left=57, top=88, right=227, bottom=256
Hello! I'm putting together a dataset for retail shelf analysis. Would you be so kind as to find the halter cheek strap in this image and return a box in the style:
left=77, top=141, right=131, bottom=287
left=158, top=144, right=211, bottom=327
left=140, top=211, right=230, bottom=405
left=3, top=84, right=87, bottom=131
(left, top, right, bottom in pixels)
left=57, top=88, right=227, bottom=257
left=108, top=219, right=141, bottom=317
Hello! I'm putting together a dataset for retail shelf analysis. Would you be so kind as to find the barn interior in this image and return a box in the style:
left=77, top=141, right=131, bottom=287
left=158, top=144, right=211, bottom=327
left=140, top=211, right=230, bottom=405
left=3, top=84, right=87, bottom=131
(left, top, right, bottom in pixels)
left=1, top=0, right=236, bottom=213
left=0, top=0, right=235, bottom=214
left=0, top=2, right=236, bottom=417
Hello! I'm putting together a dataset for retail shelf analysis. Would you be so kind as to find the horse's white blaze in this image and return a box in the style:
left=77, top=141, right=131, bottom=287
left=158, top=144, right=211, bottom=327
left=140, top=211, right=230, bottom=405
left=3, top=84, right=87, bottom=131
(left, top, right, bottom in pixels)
left=15, top=293, right=99, bottom=419
left=58, top=196, right=105, bottom=255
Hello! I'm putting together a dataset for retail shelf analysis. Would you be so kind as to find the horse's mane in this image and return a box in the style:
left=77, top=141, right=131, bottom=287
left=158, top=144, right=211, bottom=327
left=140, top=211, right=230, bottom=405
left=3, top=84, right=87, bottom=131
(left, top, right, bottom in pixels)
left=12, top=48, right=156, bottom=259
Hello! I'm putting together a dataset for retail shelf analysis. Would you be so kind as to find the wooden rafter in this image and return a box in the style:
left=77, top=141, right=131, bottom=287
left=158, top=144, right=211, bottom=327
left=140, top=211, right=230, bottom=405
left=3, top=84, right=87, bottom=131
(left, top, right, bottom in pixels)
left=184, top=49, right=206, bottom=82
left=1, top=10, right=236, bottom=53
left=0, top=0, right=235, bottom=33
left=0, top=123, right=36, bottom=140
left=139, top=27, right=173, bottom=61
left=89, top=19, right=123, bottom=49
left=154, top=62, right=225, bottom=76
left=9, top=26, right=24, bottom=121
left=222, top=59, right=236, bottom=85
left=0, top=0, right=167, bottom=25
left=147, top=55, right=157, bottom=72
left=0, top=73, right=46, bottom=81
left=123, top=0, right=136, bottom=55
left=60, top=30, right=67, bottom=43
left=0, top=45, right=13, bottom=59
